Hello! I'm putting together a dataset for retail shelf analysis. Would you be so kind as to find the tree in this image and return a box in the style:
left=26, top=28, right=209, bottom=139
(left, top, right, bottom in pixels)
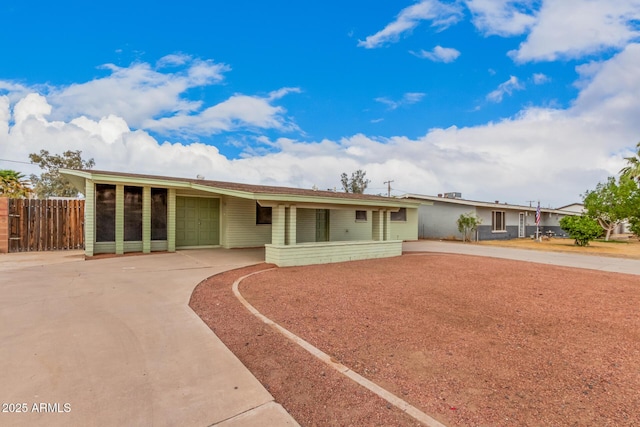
left=560, top=215, right=602, bottom=246
left=620, top=141, right=640, bottom=182
left=583, top=175, right=640, bottom=241
left=456, top=212, right=481, bottom=242
left=629, top=217, right=640, bottom=239
left=29, top=150, right=95, bottom=198
left=340, top=169, right=370, bottom=194
left=0, top=169, right=32, bottom=198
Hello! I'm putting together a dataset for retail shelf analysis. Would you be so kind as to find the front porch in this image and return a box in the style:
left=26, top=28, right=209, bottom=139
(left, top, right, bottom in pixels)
left=264, top=204, right=403, bottom=267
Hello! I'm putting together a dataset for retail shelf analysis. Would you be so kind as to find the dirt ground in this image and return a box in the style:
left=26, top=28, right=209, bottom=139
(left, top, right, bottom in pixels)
left=191, top=251, right=640, bottom=426
left=477, top=235, right=640, bottom=259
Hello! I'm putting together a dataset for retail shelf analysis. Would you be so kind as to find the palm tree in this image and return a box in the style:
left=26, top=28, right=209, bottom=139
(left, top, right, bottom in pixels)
left=620, top=142, right=640, bottom=182
left=0, top=169, right=32, bottom=198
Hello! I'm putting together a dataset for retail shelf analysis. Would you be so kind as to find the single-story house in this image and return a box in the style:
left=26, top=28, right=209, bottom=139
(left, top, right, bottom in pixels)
left=61, top=169, right=420, bottom=267
left=403, top=193, right=580, bottom=241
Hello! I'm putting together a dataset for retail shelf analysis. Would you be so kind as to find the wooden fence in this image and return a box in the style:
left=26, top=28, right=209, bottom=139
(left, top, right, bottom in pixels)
left=7, top=199, right=84, bottom=252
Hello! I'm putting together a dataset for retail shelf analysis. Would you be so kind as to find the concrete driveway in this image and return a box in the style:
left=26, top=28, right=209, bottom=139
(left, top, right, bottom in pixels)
left=0, top=249, right=298, bottom=427
left=403, top=240, right=640, bottom=275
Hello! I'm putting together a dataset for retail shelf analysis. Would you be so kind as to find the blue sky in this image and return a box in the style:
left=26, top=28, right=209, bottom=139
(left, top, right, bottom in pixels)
left=1, top=1, right=640, bottom=206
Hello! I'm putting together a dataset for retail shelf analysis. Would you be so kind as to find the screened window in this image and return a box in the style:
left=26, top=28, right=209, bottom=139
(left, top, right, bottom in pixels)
left=355, top=210, right=367, bottom=221
left=492, top=211, right=506, bottom=231
left=124, top=186, right=143, bottom=241
left=256, top=203, right=272, bottom=225
left=390, top=208, right=407, bottom=222
left=151, top=188, right=167, bottom=240
left=96, top=184, right=116, bottom=242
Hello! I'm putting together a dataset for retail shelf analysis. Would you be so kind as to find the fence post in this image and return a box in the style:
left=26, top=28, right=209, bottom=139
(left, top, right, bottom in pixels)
left=0, top=198, right=8, bottom=253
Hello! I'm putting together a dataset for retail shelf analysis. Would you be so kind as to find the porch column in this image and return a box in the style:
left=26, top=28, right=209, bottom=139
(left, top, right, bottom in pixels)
left=115, top=184, right=124, bottom=255
left=142, top=186, right=151, bottom=253
left=84, top=179, right=95, bottom=257
left=272, top=204, right=286, bottom=245
left=384, top=209, right=391, bottom=241
left=167, top=188, right=176, bottom=252
left=372, top=210, right=384, bottom=241
left=286, top=205, right=297, bottom=245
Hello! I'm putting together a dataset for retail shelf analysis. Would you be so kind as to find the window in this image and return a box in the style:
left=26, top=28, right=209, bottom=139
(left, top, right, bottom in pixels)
left=124, top=186, right=143, bottom=241
left=355, top=210, right=367, bottom=221
left=256, top=203, right=272, bottom=224
left=96, top=184, right=116, bottom=242
left=151, top=188, right=167, bottom=240
left=390, top=208, right=407, bottom=222
left=492, top=211, right=506, bottom=232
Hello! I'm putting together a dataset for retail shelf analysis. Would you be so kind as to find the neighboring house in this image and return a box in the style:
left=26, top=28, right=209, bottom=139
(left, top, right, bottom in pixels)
left=404, top=193, right=580, bottom=241
left=557, top=203, right=585, bottom=214
left=61, top=169, right=420, bottom=267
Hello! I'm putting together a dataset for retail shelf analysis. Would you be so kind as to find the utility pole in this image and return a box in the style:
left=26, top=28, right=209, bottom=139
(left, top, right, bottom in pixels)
left=526, top=200, right=535, bottom=207
left=384, top=180, right=394, bottom=197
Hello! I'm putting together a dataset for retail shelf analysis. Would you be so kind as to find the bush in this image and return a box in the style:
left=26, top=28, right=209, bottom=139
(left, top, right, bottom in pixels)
left=457, top=212, right=482, bottom=242
left=559, top=215, right=602, bottom=246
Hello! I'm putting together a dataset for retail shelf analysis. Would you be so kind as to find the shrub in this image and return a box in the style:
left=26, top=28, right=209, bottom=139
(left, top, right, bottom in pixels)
left=457, top=212, right=482, bottom=242
left=559, top=215, right=602, bottom=246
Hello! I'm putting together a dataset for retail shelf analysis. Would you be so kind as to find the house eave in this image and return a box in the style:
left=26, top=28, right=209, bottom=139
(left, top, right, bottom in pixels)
left=60, top=169, right=421, bottom=209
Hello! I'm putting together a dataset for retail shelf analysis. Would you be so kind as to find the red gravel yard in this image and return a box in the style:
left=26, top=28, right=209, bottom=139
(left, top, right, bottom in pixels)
left=191, top=253, right=640, bottom=426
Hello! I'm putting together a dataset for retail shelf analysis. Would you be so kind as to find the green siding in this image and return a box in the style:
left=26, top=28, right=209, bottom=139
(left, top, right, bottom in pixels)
left=142, top=186, right=151, bottom=253
left=94, top=242, right=115, bottom=254
left=167, top=189, right=176, bottom=252
left=265, top=240, right=403, bottom=267
left=150, top=241, right=168, bottom=251
left=84, top=179, right=95, bottom=257
left=222, top=196, right=271, bottom=248
left=296, top=208, right=316, bottom=243
left=115, top=184, right=124, bottom=255
left=124, top=241, right=143, bottom=253
left=389, top=207, right=418, bottom=240
left=329, top=210, right=373, bottom=241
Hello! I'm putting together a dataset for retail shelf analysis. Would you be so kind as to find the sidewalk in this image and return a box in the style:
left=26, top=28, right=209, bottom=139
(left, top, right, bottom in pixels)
left=0, top=249, right=298, bottom=427
left=403, top=240, right=640, bottom=275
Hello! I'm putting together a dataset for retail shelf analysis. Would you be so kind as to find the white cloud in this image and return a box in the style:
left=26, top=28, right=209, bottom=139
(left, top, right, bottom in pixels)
left=156, top=53, right=192, bottom=68
left=510, top=0, right=640, bottom=62
left=466, top=0, right=538, bottom=36
left=13, top=93, right=52, bottom=124
left=486, top=76, right=524, bottom=102
left=358, top=0, right=464, bottom=49
left=46, top=59, right=228, bottom=127
left=0, top=57, right=299, bottom=141
left=532, top=73, right=550, bottom=84
left=143, top=93, right=299, bottom=136
left=375, top=92, right=426, bottom=110
left=410, top=45, right=461, bottom=62
left=268, top=87, right=302, bottom=101
left=3, top=47, right=640, bottom=208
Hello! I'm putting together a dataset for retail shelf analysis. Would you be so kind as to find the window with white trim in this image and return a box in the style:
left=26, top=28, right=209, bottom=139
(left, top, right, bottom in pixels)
left=492, top=211, right=506, bottom=232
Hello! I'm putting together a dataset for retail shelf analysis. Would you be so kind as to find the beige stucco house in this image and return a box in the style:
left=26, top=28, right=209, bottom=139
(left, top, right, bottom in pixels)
left=61, top=169, right=420, bottom=267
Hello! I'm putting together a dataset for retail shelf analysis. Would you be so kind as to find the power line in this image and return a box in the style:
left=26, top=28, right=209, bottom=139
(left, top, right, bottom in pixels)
left=0, top=158, right=32, bottom=165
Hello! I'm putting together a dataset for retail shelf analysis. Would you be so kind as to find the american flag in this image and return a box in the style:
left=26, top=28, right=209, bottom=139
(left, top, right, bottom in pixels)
left=535, top=202, right=541, bottom=225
